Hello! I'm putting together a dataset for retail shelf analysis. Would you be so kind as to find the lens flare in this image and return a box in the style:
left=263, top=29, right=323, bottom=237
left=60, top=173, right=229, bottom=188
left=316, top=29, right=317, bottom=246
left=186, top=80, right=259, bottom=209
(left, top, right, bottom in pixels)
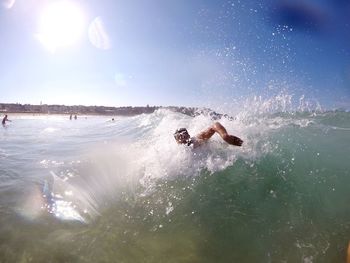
left=115, top=73, right=127, bottom=87
left=2, top=0, right=15, bottom=9
left=88, top=16, right=111, bottom=50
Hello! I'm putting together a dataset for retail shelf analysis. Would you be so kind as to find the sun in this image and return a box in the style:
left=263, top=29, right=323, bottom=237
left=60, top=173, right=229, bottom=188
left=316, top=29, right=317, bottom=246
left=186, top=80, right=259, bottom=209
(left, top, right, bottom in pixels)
left=36, top=1, right=86, bottom=52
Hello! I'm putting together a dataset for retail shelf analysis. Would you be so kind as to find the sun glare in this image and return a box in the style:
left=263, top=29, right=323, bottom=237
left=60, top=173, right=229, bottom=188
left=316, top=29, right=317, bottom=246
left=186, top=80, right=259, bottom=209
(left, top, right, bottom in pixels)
left=36, top=1, right=85, bottom=52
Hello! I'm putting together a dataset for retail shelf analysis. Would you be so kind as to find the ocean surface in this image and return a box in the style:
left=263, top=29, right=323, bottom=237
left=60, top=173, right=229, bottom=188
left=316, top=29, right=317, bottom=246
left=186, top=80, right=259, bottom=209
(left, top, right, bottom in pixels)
left=0, top=108, right=350, bottom=262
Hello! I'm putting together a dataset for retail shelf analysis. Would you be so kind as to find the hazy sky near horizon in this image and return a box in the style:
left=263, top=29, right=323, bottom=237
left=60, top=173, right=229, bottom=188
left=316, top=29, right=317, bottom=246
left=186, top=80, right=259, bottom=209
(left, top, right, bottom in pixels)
left=0, top=0, right=349, bottom=110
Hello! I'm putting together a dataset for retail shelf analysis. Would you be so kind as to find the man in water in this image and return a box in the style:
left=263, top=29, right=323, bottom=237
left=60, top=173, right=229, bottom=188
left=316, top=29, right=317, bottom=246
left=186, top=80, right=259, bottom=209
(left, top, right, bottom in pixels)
left=2, top=114, right=11, bottom=126
left=174, top=122, right=243, bottom=148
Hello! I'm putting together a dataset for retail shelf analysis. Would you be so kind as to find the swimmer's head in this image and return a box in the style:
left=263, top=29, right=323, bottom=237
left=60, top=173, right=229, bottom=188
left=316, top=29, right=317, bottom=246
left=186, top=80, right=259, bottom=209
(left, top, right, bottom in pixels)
left=174, top=128, right=190, bottom=144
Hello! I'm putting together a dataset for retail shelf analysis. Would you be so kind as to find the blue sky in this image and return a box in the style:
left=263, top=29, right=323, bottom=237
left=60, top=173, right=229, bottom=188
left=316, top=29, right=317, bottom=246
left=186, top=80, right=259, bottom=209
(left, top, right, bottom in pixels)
left=0, top=0, right=349, bottom=110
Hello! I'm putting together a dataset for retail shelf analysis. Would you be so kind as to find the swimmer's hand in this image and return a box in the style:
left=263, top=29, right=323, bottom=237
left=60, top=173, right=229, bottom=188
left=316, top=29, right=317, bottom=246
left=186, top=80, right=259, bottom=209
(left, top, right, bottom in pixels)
left=224, top=135, right=243, bottom=146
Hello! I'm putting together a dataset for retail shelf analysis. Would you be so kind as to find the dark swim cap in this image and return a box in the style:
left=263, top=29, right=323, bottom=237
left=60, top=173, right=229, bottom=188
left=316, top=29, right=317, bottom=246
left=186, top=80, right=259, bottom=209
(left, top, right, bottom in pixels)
left=174, top=128, right=188, bottom=140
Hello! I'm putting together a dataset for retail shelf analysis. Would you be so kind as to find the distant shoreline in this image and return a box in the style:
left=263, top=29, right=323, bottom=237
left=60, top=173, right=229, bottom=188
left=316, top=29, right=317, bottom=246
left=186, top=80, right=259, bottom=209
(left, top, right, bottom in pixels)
left=0, top=103, right=159, bottom=116
left=0, top=103, right=205, bottom=118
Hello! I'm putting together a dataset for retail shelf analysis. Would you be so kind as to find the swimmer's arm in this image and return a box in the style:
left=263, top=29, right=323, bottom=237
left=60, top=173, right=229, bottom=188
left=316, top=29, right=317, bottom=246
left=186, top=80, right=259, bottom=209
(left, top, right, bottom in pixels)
left=195, top=127, right=216, bottom=141
left=195, top=122, right=243, bottom=146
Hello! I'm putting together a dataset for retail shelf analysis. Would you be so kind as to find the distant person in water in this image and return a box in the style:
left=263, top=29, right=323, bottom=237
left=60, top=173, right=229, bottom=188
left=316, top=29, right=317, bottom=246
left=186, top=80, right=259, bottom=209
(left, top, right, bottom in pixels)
left=69, top=114, right=72, bottom=120
left=2, top=114, right=11, bottom=126
left=74, top=115, right=77, bottom=120
left=174, top=122, right=243, bottom=148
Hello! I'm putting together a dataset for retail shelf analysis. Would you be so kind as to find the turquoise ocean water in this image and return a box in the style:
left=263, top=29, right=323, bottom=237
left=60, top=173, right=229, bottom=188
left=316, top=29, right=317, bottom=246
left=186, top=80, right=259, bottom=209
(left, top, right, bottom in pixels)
left=0, top=108, right=350, bottom=262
